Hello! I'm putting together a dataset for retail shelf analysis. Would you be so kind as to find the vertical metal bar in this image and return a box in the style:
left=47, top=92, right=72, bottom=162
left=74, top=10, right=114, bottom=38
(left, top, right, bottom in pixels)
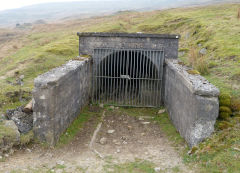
left=97, top=49, right=100, bottom=104
left=104, top=50, right=107, bottom=104
left=143, top=50, right=147, bottom=107
left=116, top=50, right=119, bottom=105
left=129, top=50, right=132, bottom=106
left=110, top=49, right=113, bottom=104
left=135, top=50, right=139, bottom=106
left=99, top=49, right=103, bottom=104
left=119, top=50, right=122, bottom=105
left=159, top=51, right=165, bottom=107
left=114, top=50, right=118, bottom=104
left=92, top=50, right=96, bottom=104
left=132, top=50, right=136, bottom=106
left=122, top=50, right=125, bottom=105
left=146, top=50, right=150, bottom=106
left=112, top=49, right=116, bottom=105
left=152, top=51, right=156, bottom=107
left=139, top=49, right=142, bottom=106
left=155, top=51, right=159, bottom=107
left=125, top=50, right=129, bottom=105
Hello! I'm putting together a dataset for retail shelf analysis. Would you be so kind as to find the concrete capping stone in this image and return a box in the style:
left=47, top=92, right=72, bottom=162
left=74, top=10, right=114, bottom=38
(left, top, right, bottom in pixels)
left=78, top=32, right=179, bottom=59
left=165, top=59, right=220, bottom=97
left=77, top=32, right=180, bottom=39
left=34, top=59, right=90, bottom=89
left=164, top=59, right=219, bottom=147
left=33, top=58, right=92, bottom=145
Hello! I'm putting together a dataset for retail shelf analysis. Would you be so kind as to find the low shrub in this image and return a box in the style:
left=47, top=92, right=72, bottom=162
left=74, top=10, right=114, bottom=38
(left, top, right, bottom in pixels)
left=196, top=56, right=209, bottom=75
left=188, top=48, right=209, bottom=75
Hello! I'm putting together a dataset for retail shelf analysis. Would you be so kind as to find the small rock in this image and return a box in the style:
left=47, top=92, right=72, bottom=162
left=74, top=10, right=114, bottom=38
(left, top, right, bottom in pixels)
left=4, top=154, right=9, bottom=158
left=141, top=133, right=145, bottom=136
left=139, top=117, right=144, bottom=121
left=158, top=109, right=165, bottom=114
left=26, top=148, right=31, bottom=153
left=99, top=104, right=104, bottom=108
left=121, top=136, right=127, bottom=140
left=19, top=75, right=25, bottom=80
left=115, top=107, right=119, bottom=110
left=56, top=160, right=65, bottom=166
left=123, top=141, right=128, bottom=145
left=116, top=149, right=121, bottom=153
left=0, top=156, right=2, bottom=160
left=127, top=125, right=132, bottom=130
left=198, top=43, right=202, bottom=47
left=51, top=169, right=55, bottom=172
left=99, top=137, right=107, bottom=145
left=113, top=140, right=121, bottom=145
left=107, top=130, right=115, bottom=134
left=109, top=106, right=115, bottom=109
left=141, top=122, right=150, bottom=125
left=154, top=167, right=161, bottom=172
left=199, top=48, right=207, bottom=55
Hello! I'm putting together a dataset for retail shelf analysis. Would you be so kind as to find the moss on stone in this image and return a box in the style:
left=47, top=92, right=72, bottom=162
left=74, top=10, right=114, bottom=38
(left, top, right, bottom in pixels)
left=219, top=93, right=231, bottom=100
left=20, top=130, right=34, bottom=145
left=219, top=99, right=231, bottom=107
left=219, top=106, right=232, bottom=114
left=187, top=70, right=200, bottom=75
left=231, top=98, right=240, bottom=112
left=219, top=112, right=231, bottom=120
left=218, top=121, right=233, bottom=130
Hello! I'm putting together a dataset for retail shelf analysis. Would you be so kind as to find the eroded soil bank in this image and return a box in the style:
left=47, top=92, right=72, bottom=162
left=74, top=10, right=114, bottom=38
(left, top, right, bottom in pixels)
left=0, top=106, right=194, bottom=173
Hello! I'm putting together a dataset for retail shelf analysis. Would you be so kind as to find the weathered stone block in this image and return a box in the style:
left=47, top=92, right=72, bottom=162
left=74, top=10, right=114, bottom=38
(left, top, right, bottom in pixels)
left=164, top=59, right=219, bottom=147
left=32, top=58, right=92, bottom=145
left=77, top=32, right=179, bottom=59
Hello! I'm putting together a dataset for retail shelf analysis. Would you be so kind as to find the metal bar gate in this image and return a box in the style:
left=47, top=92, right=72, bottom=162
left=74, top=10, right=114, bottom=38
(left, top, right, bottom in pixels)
left=92, top=48, right=165, bottom=107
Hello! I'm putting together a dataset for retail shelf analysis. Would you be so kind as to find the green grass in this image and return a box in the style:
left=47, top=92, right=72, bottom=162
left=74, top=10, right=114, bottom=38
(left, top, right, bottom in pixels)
left=183, top=117, right=240, bottom=173
left=57, top=106, right=102, bottom=147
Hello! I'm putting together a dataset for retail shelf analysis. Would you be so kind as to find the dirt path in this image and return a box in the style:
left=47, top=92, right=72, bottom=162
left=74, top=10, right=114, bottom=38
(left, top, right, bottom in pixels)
left=0, top=107, right=193, bottom=173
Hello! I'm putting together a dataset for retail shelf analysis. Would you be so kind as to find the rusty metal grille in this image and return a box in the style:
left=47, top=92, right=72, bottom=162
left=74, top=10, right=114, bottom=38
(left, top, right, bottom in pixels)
left=92, top=48, right=165, bottom=107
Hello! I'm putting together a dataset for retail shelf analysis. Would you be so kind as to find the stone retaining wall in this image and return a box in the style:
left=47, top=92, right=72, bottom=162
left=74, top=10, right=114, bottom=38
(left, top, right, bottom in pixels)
left=33, top=58, right=91, bottom=145
left=164, top=59, right=220, bottom=147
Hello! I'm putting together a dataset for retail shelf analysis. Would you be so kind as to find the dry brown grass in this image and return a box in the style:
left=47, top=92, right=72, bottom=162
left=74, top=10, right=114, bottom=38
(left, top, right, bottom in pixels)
left=238, top=8, right=240, bottom=19
left=188, top=48, right=209, bottom=75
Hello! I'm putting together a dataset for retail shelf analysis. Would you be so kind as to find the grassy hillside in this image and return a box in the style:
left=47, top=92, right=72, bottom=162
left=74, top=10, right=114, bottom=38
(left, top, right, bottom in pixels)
left=0, top=0, right=238, bottom=27
left=0, top=3, right=240, bottom=172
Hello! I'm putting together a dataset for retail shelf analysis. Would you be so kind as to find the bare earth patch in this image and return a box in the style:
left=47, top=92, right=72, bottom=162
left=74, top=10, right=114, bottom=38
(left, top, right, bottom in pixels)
left=0, top=108, right=193, bottom=173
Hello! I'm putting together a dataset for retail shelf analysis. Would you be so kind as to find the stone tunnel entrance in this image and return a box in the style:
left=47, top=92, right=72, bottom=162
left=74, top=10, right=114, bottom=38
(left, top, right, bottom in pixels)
left=32, top=33, right=219, bottom=147
left=92, top=48, right=165, bottom=107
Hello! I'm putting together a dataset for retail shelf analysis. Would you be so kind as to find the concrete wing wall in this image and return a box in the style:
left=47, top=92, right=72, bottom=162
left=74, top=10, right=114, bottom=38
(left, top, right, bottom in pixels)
left=32, top=58, right=92, bottom=145
left=164, top=59, right=220, bottom=147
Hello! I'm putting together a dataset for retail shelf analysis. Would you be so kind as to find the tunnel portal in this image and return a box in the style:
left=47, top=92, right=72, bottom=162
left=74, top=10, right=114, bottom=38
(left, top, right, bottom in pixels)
left=92, top=48, right=165, bottom=107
